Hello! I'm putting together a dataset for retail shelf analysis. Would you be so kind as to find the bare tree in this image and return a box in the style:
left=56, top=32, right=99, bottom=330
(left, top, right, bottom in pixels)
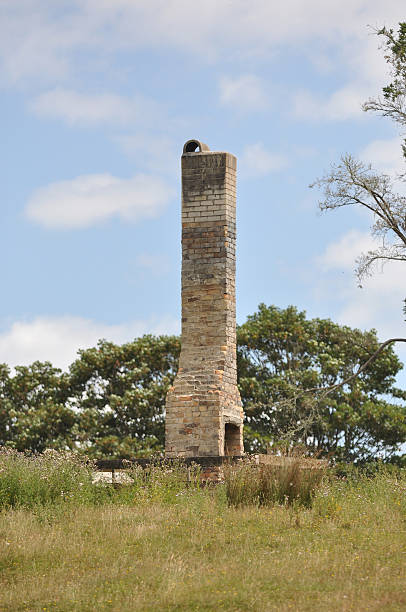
left=311, top=155, right=406, bottom=284
left=308, top=25, right=406, bottom=443
left=311, top=24, right=406, bottom=297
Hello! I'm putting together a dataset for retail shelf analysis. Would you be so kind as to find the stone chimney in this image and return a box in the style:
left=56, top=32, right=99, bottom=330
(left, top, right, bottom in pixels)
left=165, top=139, right=244, bottom=457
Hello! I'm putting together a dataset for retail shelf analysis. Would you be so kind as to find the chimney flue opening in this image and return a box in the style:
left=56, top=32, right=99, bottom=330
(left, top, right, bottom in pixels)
left=183, top=139, right=210, bottom=154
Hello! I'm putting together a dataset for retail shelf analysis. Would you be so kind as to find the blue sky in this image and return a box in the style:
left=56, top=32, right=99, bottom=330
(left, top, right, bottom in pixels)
left=1, top=0, right=406, bottom=389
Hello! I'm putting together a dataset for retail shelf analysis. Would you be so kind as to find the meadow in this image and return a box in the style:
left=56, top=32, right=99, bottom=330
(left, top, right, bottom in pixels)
left=0, top=450, right=405, bottom=611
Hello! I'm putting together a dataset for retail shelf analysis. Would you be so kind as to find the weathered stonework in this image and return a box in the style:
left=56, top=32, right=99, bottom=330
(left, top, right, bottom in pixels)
left=165, top=140, right=244, bottom=457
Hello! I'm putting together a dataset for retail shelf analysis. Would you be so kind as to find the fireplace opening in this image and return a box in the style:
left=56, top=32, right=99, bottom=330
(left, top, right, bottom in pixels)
left=224, top=423, right=241, bottom=456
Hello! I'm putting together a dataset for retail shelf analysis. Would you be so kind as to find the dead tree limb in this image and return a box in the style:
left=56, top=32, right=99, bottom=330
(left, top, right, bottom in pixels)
left=318, top=338, right=406, bottom=399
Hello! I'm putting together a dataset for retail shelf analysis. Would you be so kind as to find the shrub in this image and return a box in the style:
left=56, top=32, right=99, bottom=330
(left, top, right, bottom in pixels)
left=224, top=457, right=325, bottom=508
left=0, top=449, right=203, bottom=510
left=333, top=460, right=405, bottom=480
left=127, top=459, right=201, bottom=504
left=0, top=448, right=96, bottom=509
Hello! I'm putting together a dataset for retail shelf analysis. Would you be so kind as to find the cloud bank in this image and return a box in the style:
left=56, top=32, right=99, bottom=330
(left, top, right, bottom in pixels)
left=0, top=315, right=180, bottom=371
left=1, top=1, right=404, bottom=110
left=25, top=173, right=172, bottom=229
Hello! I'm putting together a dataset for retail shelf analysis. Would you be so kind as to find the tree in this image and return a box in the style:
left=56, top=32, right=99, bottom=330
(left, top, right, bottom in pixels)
left=1, top=312, right=404, bottom=461
left=0, top=364, right=13, bottom=446
left=67, top=335, right=180, bottom=458
left=311, top=24, right=406, bottom=286
left=363, top=24, right=406, bottom=148
left=0, top=361, right=76, bottom=452
left=237, top=304, right=406, bottom=461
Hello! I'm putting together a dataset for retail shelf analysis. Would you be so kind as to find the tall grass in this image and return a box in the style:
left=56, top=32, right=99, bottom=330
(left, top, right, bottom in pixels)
left=0, top=467, right=405, bottom=611
left=125, top=459, right=201, bottom=503
left=0, top=448, right=97, bottom=508
left=224, top=458, right=326, bottom=507
left=0, top=448, right=202, bottom=510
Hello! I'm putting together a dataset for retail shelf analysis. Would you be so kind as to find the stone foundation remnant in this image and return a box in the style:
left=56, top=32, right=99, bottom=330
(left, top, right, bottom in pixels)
left=165, top=139, right=244, bottom=457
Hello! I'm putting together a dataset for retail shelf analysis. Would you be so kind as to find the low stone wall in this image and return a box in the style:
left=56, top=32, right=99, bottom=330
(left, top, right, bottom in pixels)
left=95, top=456, right=244, bottom=470
left=94, top=455, right=327, bottom=485
left=255, top=455, right=329, bottom=469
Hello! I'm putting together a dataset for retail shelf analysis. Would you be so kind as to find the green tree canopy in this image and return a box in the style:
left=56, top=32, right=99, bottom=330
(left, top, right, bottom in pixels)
left=0, top=361, right=75, bottom=452
left=67, top=334, right=180, bottom=458
left=237, top=304, right=406, bottom=461
left=1, top=309, right=405, bottom=462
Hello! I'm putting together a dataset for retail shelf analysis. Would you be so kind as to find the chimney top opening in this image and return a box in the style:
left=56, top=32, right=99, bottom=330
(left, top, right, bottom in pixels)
left=183, top=139, right=210, bottom=154
left=185, top=140, right=200, bottom=153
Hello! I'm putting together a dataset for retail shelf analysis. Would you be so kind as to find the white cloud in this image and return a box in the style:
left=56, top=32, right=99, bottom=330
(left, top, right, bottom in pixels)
left=316, top=230, right=406, bottom=363
left=336, top=261, right=406, bottom=348
left=1, top=1, right=405, bottom=138
left=288, top=9, right=401, bottom=124
left=0, top=1, right=77, bottom=85
left=1, top=1, right=405, bottom=87
left=292, top=84, right=369, bottom=122
left=0, top=315, right=180, bottom=371
left=25, top=173, right=173, bottom=229
left=317, top=230, right=377, bottom=271
left=30, top=89, right=146, bottom=126
left=240, top=143, right=288, bottom=178
left=219, top=75, right=269, bottom=112
left=360, top=136, right=405, bottom=177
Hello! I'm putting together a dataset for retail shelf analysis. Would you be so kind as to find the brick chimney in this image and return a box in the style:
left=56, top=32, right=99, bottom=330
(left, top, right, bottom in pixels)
left=165, top=140, right=244, bottom=457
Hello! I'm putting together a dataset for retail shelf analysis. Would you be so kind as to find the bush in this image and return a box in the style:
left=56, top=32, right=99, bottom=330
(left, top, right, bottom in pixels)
left=332, top=460, right=405, bottom=480
left=0, top=448, right=96, bottom=509
left=0, top=449, right=203, bottom=510
left=127, top=459, right=201, bottom=504
left=224, top=458, right=325, bottom=508
left=313, top=468, right=406, bottom=522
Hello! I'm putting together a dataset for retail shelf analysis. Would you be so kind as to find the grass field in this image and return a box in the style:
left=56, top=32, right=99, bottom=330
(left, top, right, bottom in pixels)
left=0, top=452, right=405, bottom=611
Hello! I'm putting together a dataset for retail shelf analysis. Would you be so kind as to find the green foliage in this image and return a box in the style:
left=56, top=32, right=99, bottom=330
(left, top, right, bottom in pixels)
left=237, top=304, right=406, bottom=461
left=0, top=362, right=76, bottom=452
left=332, top=458, right=406, bottom=480
left=67, top=334, right=180, bottom=457
left=1, top=308, right=405, bottom=462
left=127, top=459, right=201, bottom=504
left=0, top=363, right=13, bottom=446
left=0, top=335, right=180, bottom=456
left=0, top=448, right=95, bottom=509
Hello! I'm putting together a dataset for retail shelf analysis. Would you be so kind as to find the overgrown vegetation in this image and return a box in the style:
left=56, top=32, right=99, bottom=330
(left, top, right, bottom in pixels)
left=1, top=305, right=405, bottom=463
left=0, top=448, right=94, bottom=509
left=0, top=450, right=405, bottom=611
left=224, top=457, right=326, bottom=508
left=0, top=449, right=204, bottom=510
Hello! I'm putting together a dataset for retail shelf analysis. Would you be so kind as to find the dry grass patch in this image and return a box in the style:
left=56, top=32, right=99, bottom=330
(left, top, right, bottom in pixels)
left=0, top=471, right=405, bottom=611
left=224, top=456, right=326, bottom=507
